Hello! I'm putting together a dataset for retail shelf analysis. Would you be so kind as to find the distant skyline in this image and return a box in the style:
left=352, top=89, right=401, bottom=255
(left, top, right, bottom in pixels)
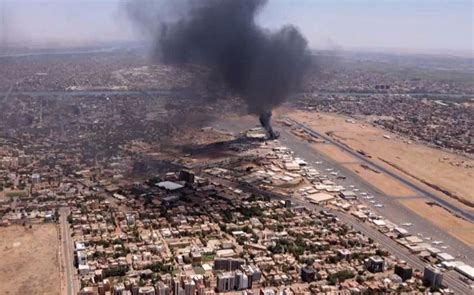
left=0, top=0, right=472, bottom=55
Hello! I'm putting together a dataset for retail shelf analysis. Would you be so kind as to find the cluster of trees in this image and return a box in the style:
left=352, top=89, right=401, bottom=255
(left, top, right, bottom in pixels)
left=239, top=206, right=264, bottom=219
left=327, top=270, right=355, bottom=285
left=268, top=238, right=335, bottom=260
left=268, top=238, right=306, bottom=258
left=148, top=262, right=173, bottom=274
left=103, top=266, right=129, bottom=278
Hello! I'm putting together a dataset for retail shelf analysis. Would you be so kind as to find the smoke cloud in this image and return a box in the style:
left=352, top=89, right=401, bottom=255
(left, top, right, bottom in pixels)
left=127, top=0, right=312, bottom=139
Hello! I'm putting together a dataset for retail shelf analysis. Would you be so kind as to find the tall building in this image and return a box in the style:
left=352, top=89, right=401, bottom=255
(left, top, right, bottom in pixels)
left=423, top=266, right=444, bottom=288
left=394, top=264, right=413, bottom=281
left=217, top=272, right=235, bottom=292
left=184, top=280, right=196, bottom=295
left=300, top=267, right=316, bottom=283
left=366, top=256, right=385, bottom=273
left=138, top=286, right=155, bottom=295
left=173, top=278, right=182, bottom=295
left=235, top=270, right=249, bottom=290
left=157, top=282, right=170, bottom=295
left=113, top=284, right=125, bottom=295
left=196, top=284, right=206, bottom=295
left=241, top=264, right=262, bottom=288
left=179, top=170, right=195, bottom=183
left=214, top=258, right=244, bottom=271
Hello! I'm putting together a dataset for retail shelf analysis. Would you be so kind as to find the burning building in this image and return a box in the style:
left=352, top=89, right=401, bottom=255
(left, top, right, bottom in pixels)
left=127, top=0, right=312, bottom=138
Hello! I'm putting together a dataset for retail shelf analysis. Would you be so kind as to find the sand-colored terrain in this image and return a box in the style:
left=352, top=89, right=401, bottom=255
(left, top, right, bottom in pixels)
left=343, top=163, right=417, bottom=197
left=0, top=224, right=61, bottom=295
left=312, top=143, right=359, bottom=163
left=309, top=143, right=417, bottom=197
left=400, top=199, right=474, bottom=247
left=285, top=111, right=474, bottom=207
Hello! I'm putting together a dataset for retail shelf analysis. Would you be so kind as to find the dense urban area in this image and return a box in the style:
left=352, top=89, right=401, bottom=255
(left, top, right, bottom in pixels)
left=0, top=48, right=473, bottom=295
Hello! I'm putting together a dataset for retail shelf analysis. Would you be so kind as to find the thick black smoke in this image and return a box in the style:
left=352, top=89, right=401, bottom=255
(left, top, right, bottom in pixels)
left=127, top=0, right=312, bottom=139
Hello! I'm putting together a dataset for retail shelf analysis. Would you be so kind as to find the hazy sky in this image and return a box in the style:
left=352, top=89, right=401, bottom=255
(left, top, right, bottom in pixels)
left=0, top=0, right=472, bottom=54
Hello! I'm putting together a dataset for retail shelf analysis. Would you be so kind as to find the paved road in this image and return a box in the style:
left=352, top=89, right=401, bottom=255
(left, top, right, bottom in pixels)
left=0, top=89, right=471, bottom=100
left=274, top=127, right=474, bottom=262
left=59, top=208, right=76, bottom=295
left=286, top=118, right=474, bottom=223
left=211, top=118, right=473, bottom=293
left=204, top=166, right=471, bottom=294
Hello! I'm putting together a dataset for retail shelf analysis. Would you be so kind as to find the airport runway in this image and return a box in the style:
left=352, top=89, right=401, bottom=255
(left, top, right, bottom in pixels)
left=286, top=118, right=474, bottom=223
left=275, top=127, right=474, bottom=262
left=212, top=117, right=473, bottom=293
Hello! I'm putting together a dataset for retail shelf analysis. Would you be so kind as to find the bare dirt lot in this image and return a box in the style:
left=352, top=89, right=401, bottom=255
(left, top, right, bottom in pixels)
left=0, top=224, right=61, bottom=295
left=343, top=163, right=417, bottom=197
left=400, top=199, right=474, bottom=248
left=312, top=143, right=359, bottom=163
left=285, top=110, right=474, bottom=208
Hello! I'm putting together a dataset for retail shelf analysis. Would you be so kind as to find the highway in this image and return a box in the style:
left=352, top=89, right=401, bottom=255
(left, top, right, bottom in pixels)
left=0, top=89, right=471, bottom=100
left=286, top=118, right=474, bottom=223
left=59, top=207, right=77, bottom=295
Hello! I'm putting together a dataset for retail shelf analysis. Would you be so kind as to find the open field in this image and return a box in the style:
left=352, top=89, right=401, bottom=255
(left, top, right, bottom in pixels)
left=0, top=224, right=61, bottom=295
left=311, top=143, right=359, bottom=163
left=400, top=199, right=474, bottom=248
left=343, top=163, right=417, bottom=197
left=285, top=110, right=474, bottom=208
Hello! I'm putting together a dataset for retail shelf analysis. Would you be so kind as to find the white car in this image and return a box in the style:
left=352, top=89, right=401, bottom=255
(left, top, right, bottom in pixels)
left=432, top=241, right=443, bottom=245
left=402, top=223, right=413, bottom=227
left=360, top=192, right=368, bottom=196
left=375, top=204, right=384, bottom=208
left=370, top=200, right=376, bottom=204
left=353, top=188, right=360, bottom=192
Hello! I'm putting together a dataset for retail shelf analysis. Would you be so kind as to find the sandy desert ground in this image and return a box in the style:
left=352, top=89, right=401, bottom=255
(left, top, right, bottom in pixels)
left=400, top=199, right=474, bottom=247
left=282, top=109, right=473, bottom=247
left=285, top=110, right=474, bottom=208
left=0, top=224, right=61, bottom=295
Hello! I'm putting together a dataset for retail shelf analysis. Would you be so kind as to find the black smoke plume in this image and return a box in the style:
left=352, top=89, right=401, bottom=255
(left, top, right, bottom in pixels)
left=127, top=0, right=312, bottom=139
